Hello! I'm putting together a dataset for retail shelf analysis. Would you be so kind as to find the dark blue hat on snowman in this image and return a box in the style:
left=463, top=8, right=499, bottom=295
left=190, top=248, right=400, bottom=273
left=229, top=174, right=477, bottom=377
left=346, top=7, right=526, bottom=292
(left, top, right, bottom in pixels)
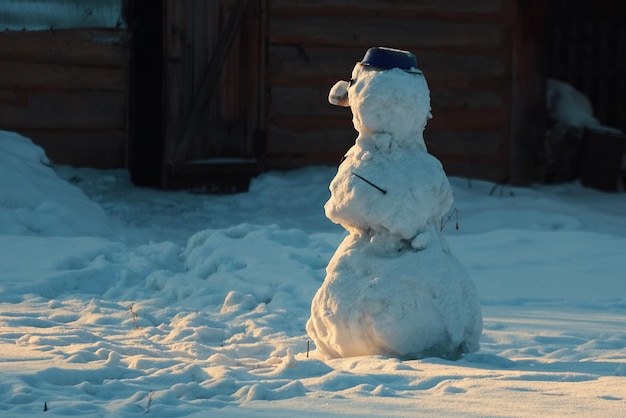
left=359, top=47, right=423, bottom=74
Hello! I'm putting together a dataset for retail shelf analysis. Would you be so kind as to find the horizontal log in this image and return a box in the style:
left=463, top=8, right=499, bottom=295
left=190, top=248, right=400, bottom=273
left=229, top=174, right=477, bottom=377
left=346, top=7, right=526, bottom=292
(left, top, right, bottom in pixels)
left=269, top=86, right=509, bottom=132
left=267, top=123, right=505, bottom=157
left=269, top=115, right=506, bottom=137
left=431, top=90, right=504, bottom=110
left=269, top=16, right=504, bottom=49
left=270, top=115, right=352, bottom=131
left=0, top=91, right=126, bottom=130
left=427, top=108, right=508, bottom=132
left=441, top=160, right=509, bottom=183
left=268, top=46, right=363, bottom=87
left=265, top=153, right=347, bottom=170
left=269, top=86, right=343, bottom=118
left=265, top=153, right=345, bottom=170
left=0, top=60, right=128, bottom=91
left=22, top=130, right=126, bottom=168
left=265, top=152, right=509, bottom=183
left=268, top=46, right=509, bottom=88
left=269, top=0, right=504, bottom=19
left=265, top=126, right=509, bottom=182
left=425, top=131, right=505, bottom=156
left=267, top=127, right=355, bottom=155
left=0, top=29, right=129, bottom=67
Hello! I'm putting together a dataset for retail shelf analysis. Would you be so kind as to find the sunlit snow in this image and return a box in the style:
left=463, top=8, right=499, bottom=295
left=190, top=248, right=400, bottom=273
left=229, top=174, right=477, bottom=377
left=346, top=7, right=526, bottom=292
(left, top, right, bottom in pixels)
left=0, top=127, right=625, bottom=417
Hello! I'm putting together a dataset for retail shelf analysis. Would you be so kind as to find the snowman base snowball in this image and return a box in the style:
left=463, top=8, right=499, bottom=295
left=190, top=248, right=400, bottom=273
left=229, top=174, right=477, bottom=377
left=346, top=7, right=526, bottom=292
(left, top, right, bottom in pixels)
left=306, top=232, right=482, bottom=360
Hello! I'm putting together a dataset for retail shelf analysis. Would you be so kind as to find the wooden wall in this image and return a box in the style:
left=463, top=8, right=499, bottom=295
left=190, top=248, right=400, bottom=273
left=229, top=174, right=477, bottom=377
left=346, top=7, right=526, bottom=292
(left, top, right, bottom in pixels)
left=265, top=0, right=517, bottom=183
left=0, top=0, right=552, bottom=187
left=0, top=29, right=130, bottom=168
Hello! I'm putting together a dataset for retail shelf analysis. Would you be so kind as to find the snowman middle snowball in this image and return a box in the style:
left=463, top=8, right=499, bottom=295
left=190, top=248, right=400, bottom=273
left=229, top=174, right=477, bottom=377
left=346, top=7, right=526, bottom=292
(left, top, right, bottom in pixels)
left=306, top=47, right=483, bottom=360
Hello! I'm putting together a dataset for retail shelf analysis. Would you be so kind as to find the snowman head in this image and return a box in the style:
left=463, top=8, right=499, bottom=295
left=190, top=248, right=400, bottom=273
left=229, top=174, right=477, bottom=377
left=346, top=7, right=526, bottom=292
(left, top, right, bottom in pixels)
left=328, top=47, right=432, bottom=149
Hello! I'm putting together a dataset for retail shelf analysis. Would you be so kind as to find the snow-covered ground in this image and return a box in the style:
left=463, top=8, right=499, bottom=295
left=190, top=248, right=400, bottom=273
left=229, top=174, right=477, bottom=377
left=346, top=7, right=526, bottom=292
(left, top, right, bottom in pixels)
left=1, top=131, right=625, bottom=417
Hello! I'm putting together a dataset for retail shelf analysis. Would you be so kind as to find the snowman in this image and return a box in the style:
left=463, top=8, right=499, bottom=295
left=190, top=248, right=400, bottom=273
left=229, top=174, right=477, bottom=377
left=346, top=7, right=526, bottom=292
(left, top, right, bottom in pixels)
left=306, top=47, right=482, bottom=360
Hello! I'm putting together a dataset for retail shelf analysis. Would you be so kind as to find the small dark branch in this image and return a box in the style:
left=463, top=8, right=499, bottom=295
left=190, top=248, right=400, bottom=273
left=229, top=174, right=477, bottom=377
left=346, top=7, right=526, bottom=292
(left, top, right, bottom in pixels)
left=145, top=391, right=153, bottom=414
left=489, top=183, right=514, bottom=197
left=440, top=208, right=459, bottom=231
left=44, top=402, right=48, bottom=412
left=351, top=172, right=387, bottom=194
left=129, top=305, right=141, bottom=330
left=306, top=340, right=310, bottom=358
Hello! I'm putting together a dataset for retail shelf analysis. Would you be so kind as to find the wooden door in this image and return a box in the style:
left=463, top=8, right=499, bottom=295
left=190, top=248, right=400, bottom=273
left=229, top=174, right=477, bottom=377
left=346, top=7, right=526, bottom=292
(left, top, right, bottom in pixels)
left=162, top=0, right=265, bottom=192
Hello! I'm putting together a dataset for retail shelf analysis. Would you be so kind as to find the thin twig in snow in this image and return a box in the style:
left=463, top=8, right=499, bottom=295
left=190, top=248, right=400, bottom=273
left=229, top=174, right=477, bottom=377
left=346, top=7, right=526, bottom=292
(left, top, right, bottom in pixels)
left=129, top=305, right=141, bottom=330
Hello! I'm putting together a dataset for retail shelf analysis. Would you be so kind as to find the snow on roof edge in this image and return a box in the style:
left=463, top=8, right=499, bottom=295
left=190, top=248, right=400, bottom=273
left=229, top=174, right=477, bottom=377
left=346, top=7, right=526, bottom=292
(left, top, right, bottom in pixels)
left=1, top=0, right=126, bottom=31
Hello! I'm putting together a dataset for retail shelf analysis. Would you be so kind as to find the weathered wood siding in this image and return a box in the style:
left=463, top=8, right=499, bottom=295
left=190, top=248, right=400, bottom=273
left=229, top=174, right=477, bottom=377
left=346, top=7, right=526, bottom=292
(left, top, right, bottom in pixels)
left=0, top=29, right=129, bottom=167
left=266, top=0, right=516, bottom=182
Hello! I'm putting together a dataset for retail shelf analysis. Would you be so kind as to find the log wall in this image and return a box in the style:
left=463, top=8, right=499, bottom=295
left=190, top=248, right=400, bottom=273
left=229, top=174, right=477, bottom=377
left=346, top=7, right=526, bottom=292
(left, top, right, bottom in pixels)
left=0, top=29, right=130, bottom=168
left=265, top=0, right=515, bottom=182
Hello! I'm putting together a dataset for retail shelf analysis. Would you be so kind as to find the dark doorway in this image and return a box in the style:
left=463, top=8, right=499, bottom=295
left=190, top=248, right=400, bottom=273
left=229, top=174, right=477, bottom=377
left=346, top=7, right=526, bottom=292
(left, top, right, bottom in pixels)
left=126, top=0, right=164, bottom=188
left=546, top=0, right=626, bottom=133
left=545, top=0, right=625, bottom=189
left=125, top=0, right=264, bottom=192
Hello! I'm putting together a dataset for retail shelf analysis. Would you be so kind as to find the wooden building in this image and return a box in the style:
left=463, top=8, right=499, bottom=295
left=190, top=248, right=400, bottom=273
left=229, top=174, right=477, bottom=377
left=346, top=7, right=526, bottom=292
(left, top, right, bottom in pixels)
left=0, top=0, right=623, bottom=191
left=0, top=0, right=129, bottom=168
left=266, top=0, right=544, bottom=185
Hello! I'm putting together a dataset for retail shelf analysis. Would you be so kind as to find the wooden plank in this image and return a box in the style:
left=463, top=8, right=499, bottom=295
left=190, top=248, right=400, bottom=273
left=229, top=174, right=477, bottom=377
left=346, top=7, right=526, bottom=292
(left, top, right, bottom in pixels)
left=267, top=124, right=504, bottom=157
left=0, top=91, right=126, bottom=130
left=267, top=127, right=354, bottom=153
left=264, top=154, right=343, bottom=170
left=438, top=160, right=508, bottom=182
left=267, top=112, right=510, bottom=134
left=269, top=16, right=504, bottom=49
left=268, top=46, right=368, bottom=87
left=0, top=85, right=28, bottom=107
left=427, top=108, right=507, bottom=132
left=265, top=152, right=510, bottom=182
left=266, top=126, right=508, bottom=182
left=425, top=131, right=505, bottom=156
left=0, top=29, right=129, bottom=67
left=269, top=0, right=503, bottom=18
left=269, top=86, right=507, bottom=131
left=269, top=112, right=507, bottom=134
left=431, top=89, right=504, bottom=110
left=270, top=115, right=352, bottom=130
left=268, top=46, right=508, bottom=88
left=269, top=86, right=344, bottom=118
left=0, top=60, right=127, bottom=91
left=22, top=130, right=126, bottom=168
